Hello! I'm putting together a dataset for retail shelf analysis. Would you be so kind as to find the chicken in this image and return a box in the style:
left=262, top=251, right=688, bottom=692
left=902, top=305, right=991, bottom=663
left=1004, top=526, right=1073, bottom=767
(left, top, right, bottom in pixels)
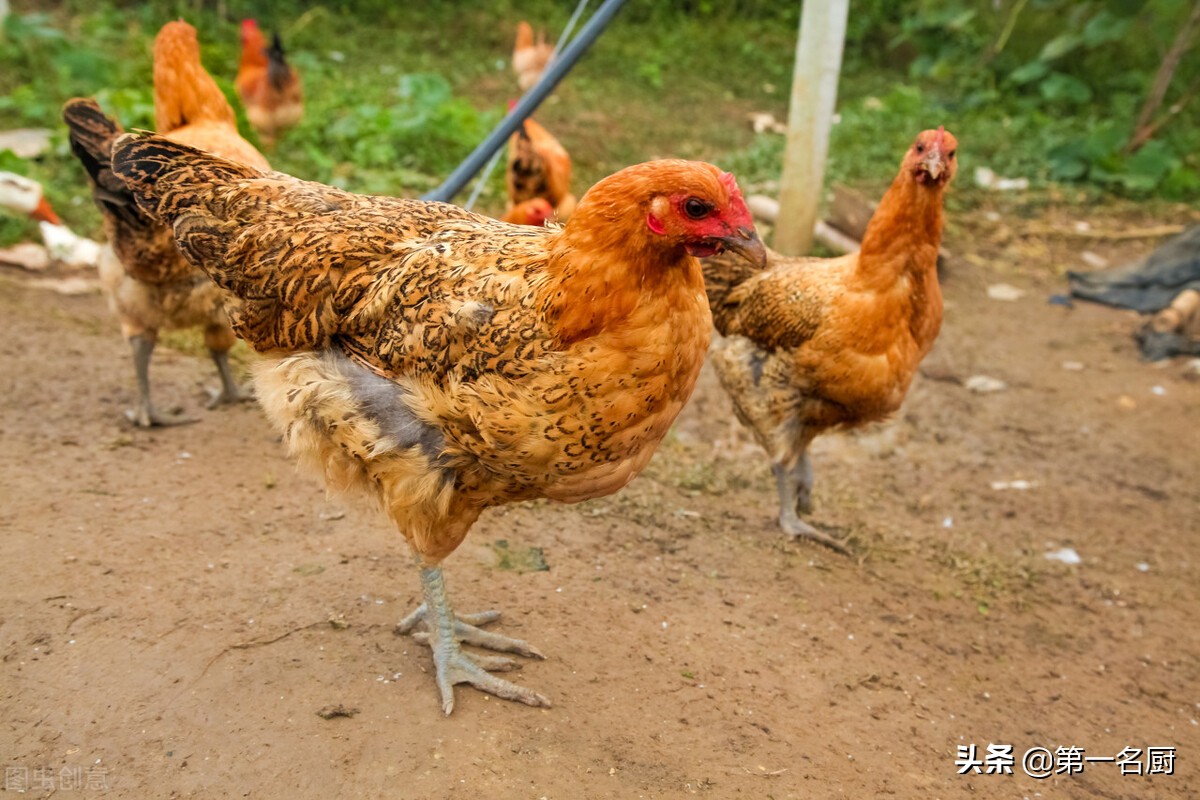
left=513, top=20, right=554, bottom=92
left=0, top=171, right=61, bottom=224
left=63, top=21, right=269, bottom=427
left=235, top=20, right=304, bottom=147
left=111, top=132, right=764, bottom=712
left=506, top=116, right=577, bottom=222
left=703, top=128, right=958, bottom=552
left=499, top=196, right=553, bottom=227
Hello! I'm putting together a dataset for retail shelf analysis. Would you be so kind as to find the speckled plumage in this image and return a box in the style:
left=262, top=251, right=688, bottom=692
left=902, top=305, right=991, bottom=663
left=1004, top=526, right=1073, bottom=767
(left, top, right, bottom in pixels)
left=703, top=129, right=958, bottom=546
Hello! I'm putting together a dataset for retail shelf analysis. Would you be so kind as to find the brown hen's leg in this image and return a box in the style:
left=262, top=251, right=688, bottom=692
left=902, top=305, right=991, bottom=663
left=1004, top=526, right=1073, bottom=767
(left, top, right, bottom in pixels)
left=125, top=334, right=196, bottom=427
left=772, top=456, right=848, bottom=554
left=204, top=325, right=252, bottom=408
left=206, top=349, right=253, bottom=408
left=397, top=565, right=550, bottom=715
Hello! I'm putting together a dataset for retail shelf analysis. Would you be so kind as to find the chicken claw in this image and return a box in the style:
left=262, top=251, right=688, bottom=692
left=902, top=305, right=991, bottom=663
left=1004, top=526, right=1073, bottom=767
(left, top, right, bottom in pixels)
left=779, top=515, right=851, bottom=555
left=398, top=566, right=550, bottom=714
left=126, top=334, right=197, bottom=427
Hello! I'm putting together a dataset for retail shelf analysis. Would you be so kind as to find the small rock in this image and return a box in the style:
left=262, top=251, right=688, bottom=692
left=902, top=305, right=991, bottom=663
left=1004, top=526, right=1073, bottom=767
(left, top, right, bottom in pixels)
left=1117, top=395, right=1137, bottom=410
left=1135, top=562, right=1150, bottom=573
left=987, top=283, right=1025, bottom=301
left=1150, top=385, right=1166, bottom=396
left=1044, top=547, right=1081, bottom=565
left=1080, top=250, right=1109, bottom=269
left=965, top=375, right=1008, bottom=393
left=1062, top=361, right=1085, bottom=371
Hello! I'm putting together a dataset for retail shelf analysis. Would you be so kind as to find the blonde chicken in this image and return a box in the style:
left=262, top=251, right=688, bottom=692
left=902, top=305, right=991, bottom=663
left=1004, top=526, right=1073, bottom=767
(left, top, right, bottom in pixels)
left=111, top=133, right=765, bottom=712
left=63, top=21, right=269, bottom=427
left=235, top=19, right=303, bottom=147
left=512, top=20, right=554, bottom=92
left=506, top=115, right=577, bottom=223
left=703, top=128, right=958, bottom=552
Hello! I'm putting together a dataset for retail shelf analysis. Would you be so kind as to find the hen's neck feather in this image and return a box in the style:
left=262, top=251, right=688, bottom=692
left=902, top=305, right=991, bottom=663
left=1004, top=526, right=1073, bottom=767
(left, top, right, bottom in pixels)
left=856, top=171, right=945, bottom=288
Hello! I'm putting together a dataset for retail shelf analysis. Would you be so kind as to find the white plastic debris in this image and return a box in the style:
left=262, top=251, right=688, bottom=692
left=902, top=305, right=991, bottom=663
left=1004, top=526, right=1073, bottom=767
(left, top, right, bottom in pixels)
left=991, top=480, right=1038, bottom=491
left=965, top=375, right=1008, bottom=393
left=1062, top=361, right=1085, bottom=371
left=39, top=221, right=102, bottom=267
left=1044, top=548, right=1082, bottom=565
left=973, top=166, right=1029, bottom=191
left=1135, top=562, right=1150, bottom=573
left=1150, top=385, right=1166, bottom=396
left=987, top=283, right=1025, bottom=301
left=942, top=516, right=953, bottom=529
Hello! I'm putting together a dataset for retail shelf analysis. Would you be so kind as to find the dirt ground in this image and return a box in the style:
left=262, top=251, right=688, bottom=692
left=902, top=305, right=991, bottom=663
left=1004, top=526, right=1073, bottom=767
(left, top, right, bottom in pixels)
left=1, top=206, right=1198, bottom=799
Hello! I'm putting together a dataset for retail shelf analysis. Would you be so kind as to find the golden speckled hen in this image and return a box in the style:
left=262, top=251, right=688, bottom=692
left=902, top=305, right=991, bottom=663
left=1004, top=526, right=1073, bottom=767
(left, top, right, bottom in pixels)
left=703, top=128, right=958, bottom=552
left=63, top=21, right=269, bottom=427
left=110, top=133, right=764, bottom=713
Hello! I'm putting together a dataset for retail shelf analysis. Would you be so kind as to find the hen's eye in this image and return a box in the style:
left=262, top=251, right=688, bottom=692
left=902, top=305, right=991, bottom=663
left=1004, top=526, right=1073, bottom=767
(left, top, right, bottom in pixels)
left=915, top=143, right=926, bottom=154
left=948, top=149, right=956, bottom=159
left=684, top=198, right=711, bottom=219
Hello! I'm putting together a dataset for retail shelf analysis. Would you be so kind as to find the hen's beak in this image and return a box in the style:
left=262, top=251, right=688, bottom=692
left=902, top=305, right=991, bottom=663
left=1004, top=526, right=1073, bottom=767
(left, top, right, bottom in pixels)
left=920, top=147, right=946, bottom=181
left=719, top=227, right=767, bottom=268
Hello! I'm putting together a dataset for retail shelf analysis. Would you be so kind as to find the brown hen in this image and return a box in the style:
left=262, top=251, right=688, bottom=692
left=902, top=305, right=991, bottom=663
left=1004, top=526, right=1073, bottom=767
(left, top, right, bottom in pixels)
left=63, top=21, right=269, bottom=427
left=235, top=20, right=303, bottom=147
left=111, top=133, right=765, bottom=713
left=703, top=128, right=958, bottom=552
left=506, top=116, right=577, bottom=223
left=512, top=20, right=554, bottom=92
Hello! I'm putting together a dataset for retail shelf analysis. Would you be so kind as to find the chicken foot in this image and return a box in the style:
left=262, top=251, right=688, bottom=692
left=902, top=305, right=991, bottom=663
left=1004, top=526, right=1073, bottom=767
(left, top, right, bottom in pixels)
left=206, top=348, right=254, bottom=408
left=772, top=457, right=849, bottom=554
left=125, top=334, right=196, bottom=427
left=397, top=565, right=550, bottom=714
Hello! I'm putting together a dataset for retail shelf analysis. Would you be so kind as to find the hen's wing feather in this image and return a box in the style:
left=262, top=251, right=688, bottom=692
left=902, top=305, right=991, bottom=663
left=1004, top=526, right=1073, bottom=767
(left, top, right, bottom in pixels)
left=114, top=134, right=556, bottom=379
left=705, top=251, right=829, bottom=350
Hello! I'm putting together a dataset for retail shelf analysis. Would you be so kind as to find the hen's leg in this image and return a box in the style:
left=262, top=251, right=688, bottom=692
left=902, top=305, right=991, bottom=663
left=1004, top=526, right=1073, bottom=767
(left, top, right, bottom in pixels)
left=204, top=325, right=252, bottom=408
left=397, top=565, right=550, bottom=715
left=773, top=453, right=848, bottom=554
left=206, top=349, right=253, bottom=407
left=126, top=333, right=195, bottom=427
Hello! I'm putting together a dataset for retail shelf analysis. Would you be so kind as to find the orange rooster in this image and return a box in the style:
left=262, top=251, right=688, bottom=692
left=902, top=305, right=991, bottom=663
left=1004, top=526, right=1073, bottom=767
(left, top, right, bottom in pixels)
left=703, top=128, right=958, bottom=552
left=506, top=116, right=576, bottom=223
left=512, top=20, right=554, bottom=91
left=235, top=19, right=303, bottom=147
left=112, top=132, right=765, bottom=712
left=63, top=21, right=269, bottom=427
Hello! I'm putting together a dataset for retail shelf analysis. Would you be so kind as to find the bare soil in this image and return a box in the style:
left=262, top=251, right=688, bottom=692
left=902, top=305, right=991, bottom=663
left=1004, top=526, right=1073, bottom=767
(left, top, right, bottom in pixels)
left=1, top=209, right=1198, bottom=799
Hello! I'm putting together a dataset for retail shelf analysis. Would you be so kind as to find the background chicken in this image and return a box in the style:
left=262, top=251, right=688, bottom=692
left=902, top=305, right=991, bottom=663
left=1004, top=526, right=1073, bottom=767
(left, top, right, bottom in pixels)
left=506, top=116, right=576, bottom=223
left=512, top=20, right=554, bottom=92
left=112, top=132, right=764, bottom=713
left=63, top=21, right=269, bottom=427
left=703, top=128, right=958, bottom=552
left=499, top=196, right=553, bottom=227
left=235, top=19, right=304, bottom=147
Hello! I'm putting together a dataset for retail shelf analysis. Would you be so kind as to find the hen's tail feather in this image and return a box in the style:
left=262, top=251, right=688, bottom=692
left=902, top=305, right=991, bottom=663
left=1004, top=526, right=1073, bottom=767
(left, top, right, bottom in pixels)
left=62, top=98, right=148, bottom=231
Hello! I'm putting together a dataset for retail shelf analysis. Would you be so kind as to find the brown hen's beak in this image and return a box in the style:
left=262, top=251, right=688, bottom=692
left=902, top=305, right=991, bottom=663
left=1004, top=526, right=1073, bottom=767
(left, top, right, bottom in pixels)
left=719, top=227, right=767, bottom=269
left=920, top=147, right=946, bottom=181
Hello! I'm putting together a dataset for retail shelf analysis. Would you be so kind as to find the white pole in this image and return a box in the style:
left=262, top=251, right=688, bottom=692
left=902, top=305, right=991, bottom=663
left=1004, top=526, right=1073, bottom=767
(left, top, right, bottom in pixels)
left=773, top=0, right=849, bottom=256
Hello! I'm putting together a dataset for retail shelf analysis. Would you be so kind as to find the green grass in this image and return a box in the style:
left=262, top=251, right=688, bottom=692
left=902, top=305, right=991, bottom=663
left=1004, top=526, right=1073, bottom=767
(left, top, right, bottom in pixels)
left=1, top=0, right=1196, bottom=250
